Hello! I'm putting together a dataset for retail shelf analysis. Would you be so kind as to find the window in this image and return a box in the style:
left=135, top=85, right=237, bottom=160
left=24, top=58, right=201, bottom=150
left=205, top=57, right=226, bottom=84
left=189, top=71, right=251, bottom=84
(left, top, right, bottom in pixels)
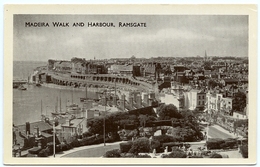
left=198, top=96, right=201, bottom=99
left=202, top=96, right=204, bottom=99
left=202, top=101, right=204, bottom=105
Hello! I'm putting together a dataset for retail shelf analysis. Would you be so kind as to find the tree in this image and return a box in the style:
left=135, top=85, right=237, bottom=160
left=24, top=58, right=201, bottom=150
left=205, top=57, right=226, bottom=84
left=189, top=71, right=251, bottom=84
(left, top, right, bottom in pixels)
left=129, top=137, right=151, bottom=155
left=163, top=65, right=172, bottom=76
left=208, top=79, right=223, bottom=89
left=232, top=92, right=247, bottom=114
left=240, top=145, right=248, bottom=158
left=162, top=148, right=187, bottom=158
left=157, top=104, right=182, bottom=120
left=103, top=149, right=121, bottom=158
left=138, top=114, right=156, bottom=127
left=210, top=153, right=222, bottom=158
left=204, top=61, right=212, bottom=70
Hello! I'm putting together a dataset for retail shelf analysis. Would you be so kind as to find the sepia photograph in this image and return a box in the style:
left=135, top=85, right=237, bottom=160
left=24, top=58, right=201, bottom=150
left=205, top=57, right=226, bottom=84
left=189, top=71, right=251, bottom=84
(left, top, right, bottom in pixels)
left=4, top=4, right=257, bottom=165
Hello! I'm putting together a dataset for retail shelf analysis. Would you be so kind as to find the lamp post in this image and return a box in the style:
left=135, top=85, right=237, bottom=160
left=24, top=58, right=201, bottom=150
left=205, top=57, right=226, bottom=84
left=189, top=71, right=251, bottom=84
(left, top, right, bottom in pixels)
left=103, top=104, right=106, bottom=146
left=53, top=121, right=55, bottom=157
left=103, top=89, right=107, bottom=147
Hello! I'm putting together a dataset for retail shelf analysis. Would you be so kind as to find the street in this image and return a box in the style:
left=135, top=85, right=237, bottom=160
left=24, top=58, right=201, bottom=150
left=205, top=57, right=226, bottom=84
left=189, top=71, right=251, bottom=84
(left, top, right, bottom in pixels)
left=59, top=125, right=238, bottom=158
left=61, top=143, right=120, bottom=158
left=208, top=125, right=237, bottom=139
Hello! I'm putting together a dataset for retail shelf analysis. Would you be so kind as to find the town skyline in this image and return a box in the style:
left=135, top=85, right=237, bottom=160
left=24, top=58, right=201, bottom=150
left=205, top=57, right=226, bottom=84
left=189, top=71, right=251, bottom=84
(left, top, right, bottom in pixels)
left=14, top=15, right=248, bottom=61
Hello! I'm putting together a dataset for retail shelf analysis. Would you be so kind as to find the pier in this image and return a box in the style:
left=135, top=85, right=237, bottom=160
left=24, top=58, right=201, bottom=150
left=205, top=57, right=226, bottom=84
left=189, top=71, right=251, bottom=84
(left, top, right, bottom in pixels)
left=13, top=79, right=27, bottom=85
left=47, top=72, right=155, bottom=92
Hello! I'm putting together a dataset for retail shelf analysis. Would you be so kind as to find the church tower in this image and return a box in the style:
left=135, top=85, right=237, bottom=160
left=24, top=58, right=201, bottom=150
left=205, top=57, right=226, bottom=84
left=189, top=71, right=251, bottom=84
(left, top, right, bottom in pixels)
left=204, top=50, right=208, bottom=62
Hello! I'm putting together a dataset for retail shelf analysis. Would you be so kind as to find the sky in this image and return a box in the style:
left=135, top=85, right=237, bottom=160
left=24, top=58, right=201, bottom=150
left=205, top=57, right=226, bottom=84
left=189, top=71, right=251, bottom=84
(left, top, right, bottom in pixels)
left=13, top=15, right=248, bottom=61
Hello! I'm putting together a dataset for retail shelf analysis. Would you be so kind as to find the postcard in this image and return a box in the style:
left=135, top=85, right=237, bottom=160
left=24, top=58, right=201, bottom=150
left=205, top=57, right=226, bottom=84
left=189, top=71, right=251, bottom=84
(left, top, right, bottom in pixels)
left=4, top=4, right=257, bottom=165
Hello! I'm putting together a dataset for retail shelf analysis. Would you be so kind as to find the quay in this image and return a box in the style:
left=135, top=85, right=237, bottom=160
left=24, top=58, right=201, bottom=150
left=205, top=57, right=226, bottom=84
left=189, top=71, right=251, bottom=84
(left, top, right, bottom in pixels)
left=13, top=79, right=27, bottom=85
left=30, top=71, right=156, bottom=92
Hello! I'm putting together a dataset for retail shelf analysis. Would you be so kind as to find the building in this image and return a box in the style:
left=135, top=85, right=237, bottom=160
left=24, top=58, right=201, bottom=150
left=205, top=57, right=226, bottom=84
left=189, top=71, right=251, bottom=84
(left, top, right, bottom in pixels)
left=160, top=93, right=182, bottom=110
left=233, top=112, right=247, bottom=120
left=54, top=61, right=72, bottom=72
left=108, top=64, right=133, bottom=76
left=60, top=117, right=87, bottom=143
left=206, top=92, right=234, bottom=115
left=183, top=89, right=206, bottom=110
left=71, top=58, right=86, bottom=74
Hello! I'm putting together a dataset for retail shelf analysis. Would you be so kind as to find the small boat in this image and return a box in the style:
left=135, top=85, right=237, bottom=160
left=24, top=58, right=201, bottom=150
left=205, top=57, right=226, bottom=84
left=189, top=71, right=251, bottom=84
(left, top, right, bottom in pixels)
left=35, top=83, right=41, bottom=87
left=80, top=97, right=93, bottom=102
left=18, top=85, right=27, bottom=90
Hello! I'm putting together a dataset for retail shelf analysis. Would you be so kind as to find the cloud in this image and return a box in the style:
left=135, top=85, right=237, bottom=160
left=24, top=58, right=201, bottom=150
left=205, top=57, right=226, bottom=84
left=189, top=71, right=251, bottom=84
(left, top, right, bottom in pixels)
left=63, top=37, right=84, bottom=47
left=22, top=34, right=47, bottom=43
left=120, top=28, right=216, bottom=43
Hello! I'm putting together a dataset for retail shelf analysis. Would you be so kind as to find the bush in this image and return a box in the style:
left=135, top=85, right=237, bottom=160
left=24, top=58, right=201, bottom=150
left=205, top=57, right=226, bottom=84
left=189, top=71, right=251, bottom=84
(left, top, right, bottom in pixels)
left=57, top=143, right=70, bottom=151
left=103, top=149, right=121, bottom=158
left=107, top=133, right=120, bottom=143
left=129, top=137, right=151, bottom=155
left=71, top=139, right=80, bottom=147
left=207, top=138, right=238, bottom=150
left=162, top=142, right=183, bottom=152
left=210, top=153, right=222, bottom=158
left=162, top=149, right=187, bottom=158
left=38, top=149, right=49, bottom=157
left=150, top=139, right=161, bottom=153
left=136, top=154, right=151, bottom=158
left=240, top=145, right=248, bottom=158
left=82, top=132, right=93, bottom=138
left=206, top=138, right=225, bottom=150
left=189, top=155, right=203, bottom=158
left=122, top=153, right=135, bottom=158
left=120, top=142, right=133, bottom=153
left=153, top=135, right=175, bottom=144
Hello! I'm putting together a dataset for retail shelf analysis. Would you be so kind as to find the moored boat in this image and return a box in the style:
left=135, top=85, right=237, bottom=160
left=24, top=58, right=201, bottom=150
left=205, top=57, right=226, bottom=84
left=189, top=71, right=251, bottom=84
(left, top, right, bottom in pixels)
left=18, top=85, right=27, bottom=90
left=35, top=83, right=41, bottom=87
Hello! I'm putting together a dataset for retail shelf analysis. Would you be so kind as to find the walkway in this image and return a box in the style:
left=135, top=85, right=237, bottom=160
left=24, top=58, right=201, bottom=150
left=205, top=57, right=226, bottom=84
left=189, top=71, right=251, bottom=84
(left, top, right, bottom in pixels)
left=52, top=141, right=123, bottom=158
left=209, top=125, right=242, bottom=139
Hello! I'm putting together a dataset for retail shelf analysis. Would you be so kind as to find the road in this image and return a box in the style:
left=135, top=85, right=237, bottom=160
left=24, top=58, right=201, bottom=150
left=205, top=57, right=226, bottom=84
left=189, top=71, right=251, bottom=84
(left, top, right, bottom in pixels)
left=208, top=125, right=236, bottom=139
left=60, top=125, right=237, bottom=158
left=61, top=143, right=120, bottom=158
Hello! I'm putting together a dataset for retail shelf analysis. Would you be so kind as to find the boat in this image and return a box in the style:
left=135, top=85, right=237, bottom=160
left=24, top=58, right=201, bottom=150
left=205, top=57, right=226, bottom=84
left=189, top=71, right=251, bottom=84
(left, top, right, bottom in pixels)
left=35, top=83, right=41, bottom=87
left=18, top=85, right=27, bottom=90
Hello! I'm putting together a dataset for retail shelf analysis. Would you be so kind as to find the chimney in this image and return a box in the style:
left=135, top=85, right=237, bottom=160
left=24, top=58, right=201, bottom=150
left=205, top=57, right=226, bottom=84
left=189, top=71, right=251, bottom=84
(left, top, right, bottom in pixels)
left=25, top=122, right=30, bottom=135
left=120, top=94, right=125, bottom=111
left=101, top=96, right=106, bottom=106
left=128, top=96, right=133, bottom=109
left=133, top=91, right=138, bottom=103
left=113, top=95, right=117, bottom=106
left=34, top=126, right=39, bottom=138
left=148, top=98, right=154, bottom=106
left=85, top=100, right=93, bottom=110
left=150, top=92, right=155, bottom=100
left=136, top=94, right=142, bottom=108
left=143, top=93, right=149, bottom=104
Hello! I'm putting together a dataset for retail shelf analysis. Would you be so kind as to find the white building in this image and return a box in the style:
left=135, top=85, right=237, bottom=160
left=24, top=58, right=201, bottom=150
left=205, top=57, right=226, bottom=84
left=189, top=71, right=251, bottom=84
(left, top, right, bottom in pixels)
left=160, top=93, right=181, bottom=110
left=183, top=89, right=206, bottom=111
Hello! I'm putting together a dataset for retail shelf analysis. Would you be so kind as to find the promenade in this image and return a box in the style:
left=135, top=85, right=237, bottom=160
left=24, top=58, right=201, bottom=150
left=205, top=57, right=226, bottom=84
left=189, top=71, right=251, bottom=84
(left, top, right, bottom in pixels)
left=53, top=141, right=123, bottom=158
left=53, top=124, right=242, bottom=158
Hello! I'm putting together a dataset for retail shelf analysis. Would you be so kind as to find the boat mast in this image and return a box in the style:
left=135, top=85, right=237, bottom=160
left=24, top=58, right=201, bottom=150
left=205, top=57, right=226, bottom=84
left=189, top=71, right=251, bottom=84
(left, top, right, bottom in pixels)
left=59, top=90, right=61, bottom=113
left=115, top=79, right=116, bottom=97
left=41, top=99, right=42, bottom=116
left=56, top=97, right=58, bottom=113
left=72, top=88, right=74, bottom=104
left=86, top=84, right=88, bottom=99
